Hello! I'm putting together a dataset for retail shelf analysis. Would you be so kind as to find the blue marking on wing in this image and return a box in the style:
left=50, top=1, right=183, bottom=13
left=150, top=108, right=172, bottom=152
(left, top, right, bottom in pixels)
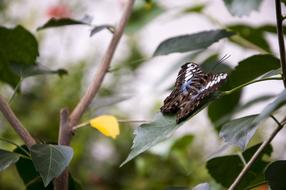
left=181, top=80, right=192, bottom=94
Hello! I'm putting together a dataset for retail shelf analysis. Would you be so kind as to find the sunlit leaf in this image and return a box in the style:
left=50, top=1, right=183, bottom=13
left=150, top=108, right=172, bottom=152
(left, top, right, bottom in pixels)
left=37, top=16, right=92, bottom=31
left=30, top=144, right=73, bottom=187
left=121, top=93, right=220, bottom=166
left=192, top=183, right=210, bottom=190
left=183, top=4, right=206, bottom=13
left=207, top=143, right=272, bottom=189
left=90, top=115, right=120, bottom=139
left=153, top=30, right=234, bottom=56
left=220, top=89, right=286, bottom=149
left=265, top=160, right=286, bottom=190
left=223, top=0, right=263, bottom=17
left=0, top=25, right=38, bottom=87
left=219, top=115, right=258, bottom=149
left=0, top=149, right=19, bottom=172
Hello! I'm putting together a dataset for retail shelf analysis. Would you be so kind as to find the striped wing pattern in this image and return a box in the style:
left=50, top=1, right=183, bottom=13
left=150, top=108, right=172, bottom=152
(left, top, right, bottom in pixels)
left=160, top=62, right=227, bottom=123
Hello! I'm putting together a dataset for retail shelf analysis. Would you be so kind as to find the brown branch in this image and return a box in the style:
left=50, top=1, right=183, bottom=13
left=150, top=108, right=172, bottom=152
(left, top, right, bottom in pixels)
left=69, top=0, right=135, bottom=127
left=54, top=108, right=70, bottom=190
left=275, top=0, right=286, bottom=87
left=55, top=1, right=135, bottom=189
left=0, top=95, right=36, bottom=148
left=228, top=116, right=285, bottom=190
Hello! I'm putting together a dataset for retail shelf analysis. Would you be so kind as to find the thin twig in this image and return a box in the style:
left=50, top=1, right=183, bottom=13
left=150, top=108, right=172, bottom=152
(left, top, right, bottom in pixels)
left=69, top=0, right=135, bottom=127
left=228, top=118, right=284, bottom=190
left=275, top=0, right=286, bottom=87
left=0, top=95, right=36, bottom=148
left=54, top=108, right=70, bottom=190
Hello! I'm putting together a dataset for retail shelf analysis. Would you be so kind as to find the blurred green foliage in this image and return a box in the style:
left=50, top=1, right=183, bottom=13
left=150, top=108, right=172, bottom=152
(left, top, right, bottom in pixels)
left=0, top=0, right=285, bottom=190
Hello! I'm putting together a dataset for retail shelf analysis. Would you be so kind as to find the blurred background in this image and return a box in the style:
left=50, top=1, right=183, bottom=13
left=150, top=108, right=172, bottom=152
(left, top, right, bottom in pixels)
left=0, top=0, right=285, bottom=189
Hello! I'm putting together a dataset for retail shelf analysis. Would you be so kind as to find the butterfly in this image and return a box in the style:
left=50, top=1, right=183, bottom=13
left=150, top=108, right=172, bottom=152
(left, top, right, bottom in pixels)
left=160, top=62, right=228, bottom=123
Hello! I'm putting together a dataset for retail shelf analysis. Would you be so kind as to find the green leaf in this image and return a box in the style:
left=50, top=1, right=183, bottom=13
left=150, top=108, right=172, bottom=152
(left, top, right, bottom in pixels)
left=0, top=25, right=39, bottom=87
left=10, top=63, right=68, bottom=78
left=37, top=16, right=92, bottom=31
left=14, top=146, right=53, bottom=190
left=229, top=24, right=271, bottom=52
left=0, top=149, right=19, bottom=171
left=126, top=2, right=163, bottom=33
left=90, top=25, right=114, bottom=37
left=265, top=160, right=286, bottom=190
left=226, top=54, right=280, bottom=89
left=121, top=93, right=220, bottom=166
left=223, top=0, right=263, bottom=17
left=192, top=183, right=210, bottom=190
left=219, top=115, right=258, bottom=149
left=30, top=144, right=73, bottom=187
left=153, top=30, right=234, bottom=56
left=220, top=89, right=286, bottom=149
left=207, top=143, right=272, bottom=189
left=170, top=135, right=194, bottom=151
left=183, top=4, right=206, bottom=13
left=252, top=89, right=286, bottom=126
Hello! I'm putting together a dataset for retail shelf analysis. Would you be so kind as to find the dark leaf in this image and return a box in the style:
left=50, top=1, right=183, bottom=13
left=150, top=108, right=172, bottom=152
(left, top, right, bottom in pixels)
left=265, top=160, right=286, bottom=190
left=229, top=24, right=271, bottom=52
left=0, top=25, right=38, bottom=87
left=14, top=146, right=53, bottom=190
left=226, top=54, right=280, bottom=89
left=90, top=24, right=115, bottom=37
left=37, top=16, right=92, bottom=31
left=0, top=149, right=19, bottom=172
left=207, top=155, right=243, bottom=187
left=10, top=63, right=68, bottom=78
left=207, top=143, right=272, bottom=189
left=153, top=30, right=234, bottom=56
left=223, top=0, right=263, bottom=17
left=30, top=144, right=73, bottom=187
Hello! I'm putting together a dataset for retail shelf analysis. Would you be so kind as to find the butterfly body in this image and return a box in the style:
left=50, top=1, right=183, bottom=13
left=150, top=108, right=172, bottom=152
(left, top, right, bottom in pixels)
left=160, top=62, right=227, bottom=123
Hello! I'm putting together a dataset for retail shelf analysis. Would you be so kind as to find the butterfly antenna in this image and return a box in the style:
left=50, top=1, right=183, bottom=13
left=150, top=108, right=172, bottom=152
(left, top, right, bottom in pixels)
left=210, top=54, right=231, bottom=72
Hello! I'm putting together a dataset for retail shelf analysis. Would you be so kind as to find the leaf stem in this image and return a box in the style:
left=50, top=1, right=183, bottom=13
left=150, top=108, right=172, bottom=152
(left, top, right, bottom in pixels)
left=228, top=116, right=285, bottom=190
left=223, top=77, right=282, bottom=95
left=275, top=0, right=286, bottom=87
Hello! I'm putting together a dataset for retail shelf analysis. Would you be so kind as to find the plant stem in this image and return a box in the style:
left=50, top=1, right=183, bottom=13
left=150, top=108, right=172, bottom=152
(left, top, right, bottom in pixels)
left=55, top=1, right=135, bottom=189
left=0, top=95, right=36, bottom=148
left=275, top=0, right=286, bottom=87
left=69, top=0, right=135, bottom=128
left=228, top=117, right=284, bottom=190
left=223, top=77, right=282, bottom=95
left=54, top=108, right=70, bottom=190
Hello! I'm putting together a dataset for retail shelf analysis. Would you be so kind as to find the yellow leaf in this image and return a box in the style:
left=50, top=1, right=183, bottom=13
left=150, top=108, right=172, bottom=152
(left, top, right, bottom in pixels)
left=89, top=115, right=120, bottom=139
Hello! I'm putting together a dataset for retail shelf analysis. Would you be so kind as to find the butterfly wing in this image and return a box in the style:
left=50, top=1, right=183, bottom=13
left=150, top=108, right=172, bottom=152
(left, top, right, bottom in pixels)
left=176, top=72, right=228, bottom=123
left=160, top=62, right=203, bottom=113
